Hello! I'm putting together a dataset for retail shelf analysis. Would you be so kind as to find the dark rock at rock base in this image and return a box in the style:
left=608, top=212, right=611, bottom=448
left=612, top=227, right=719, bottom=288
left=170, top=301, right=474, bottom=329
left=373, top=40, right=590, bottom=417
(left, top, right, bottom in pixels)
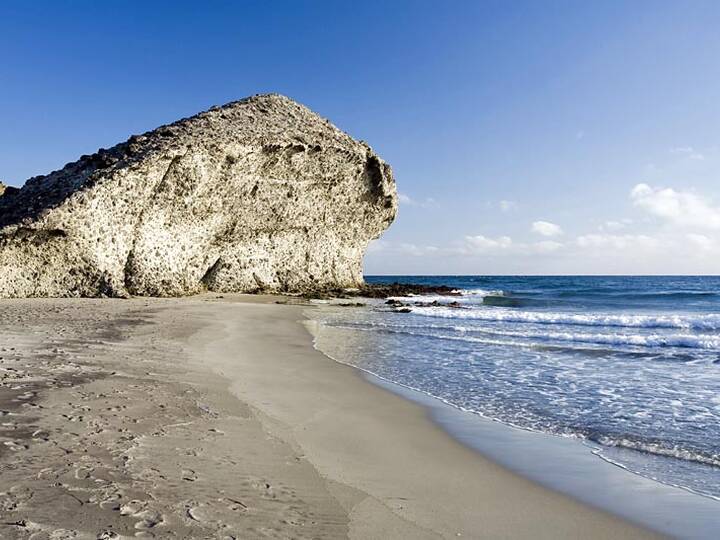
left=356, top=283, right=460, bottom=298
left=304, top=282, right=459, bottom=301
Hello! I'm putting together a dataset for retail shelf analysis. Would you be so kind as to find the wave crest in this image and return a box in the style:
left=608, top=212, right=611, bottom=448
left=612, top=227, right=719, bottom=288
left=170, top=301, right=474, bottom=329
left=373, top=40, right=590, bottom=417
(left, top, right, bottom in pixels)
left=409, top=306, right=720, bottom=331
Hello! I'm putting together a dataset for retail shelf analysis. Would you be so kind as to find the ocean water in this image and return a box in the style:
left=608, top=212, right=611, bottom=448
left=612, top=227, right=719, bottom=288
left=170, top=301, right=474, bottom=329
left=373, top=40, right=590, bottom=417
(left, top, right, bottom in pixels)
left=309, top=275, right=720, bottom=501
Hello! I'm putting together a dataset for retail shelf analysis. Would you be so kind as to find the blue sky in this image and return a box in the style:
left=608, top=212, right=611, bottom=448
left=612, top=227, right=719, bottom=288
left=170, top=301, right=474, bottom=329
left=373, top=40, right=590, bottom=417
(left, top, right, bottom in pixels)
left=2, top=1, right=720, bottom=274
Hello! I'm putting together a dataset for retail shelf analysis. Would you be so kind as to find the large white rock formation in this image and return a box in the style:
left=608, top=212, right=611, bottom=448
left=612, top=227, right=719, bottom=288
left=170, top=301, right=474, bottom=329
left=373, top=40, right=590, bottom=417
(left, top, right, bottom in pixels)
left=0, top=94, right=397, bottom=297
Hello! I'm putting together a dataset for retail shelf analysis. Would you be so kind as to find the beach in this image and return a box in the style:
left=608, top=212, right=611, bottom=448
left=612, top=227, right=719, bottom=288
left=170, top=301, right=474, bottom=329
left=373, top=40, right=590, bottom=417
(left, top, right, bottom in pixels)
left=0, top=295, right=659, bottom=539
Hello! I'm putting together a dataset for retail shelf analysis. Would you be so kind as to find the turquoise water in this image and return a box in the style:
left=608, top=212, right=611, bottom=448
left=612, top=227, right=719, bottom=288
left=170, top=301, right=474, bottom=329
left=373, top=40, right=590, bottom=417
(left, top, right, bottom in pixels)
left=310, top=276, right=720, bottom=500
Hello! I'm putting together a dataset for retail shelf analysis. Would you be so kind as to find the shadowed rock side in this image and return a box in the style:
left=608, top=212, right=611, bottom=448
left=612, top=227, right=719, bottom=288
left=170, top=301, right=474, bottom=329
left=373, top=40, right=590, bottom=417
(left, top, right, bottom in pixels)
left=0, top=94, right=397, bottom=297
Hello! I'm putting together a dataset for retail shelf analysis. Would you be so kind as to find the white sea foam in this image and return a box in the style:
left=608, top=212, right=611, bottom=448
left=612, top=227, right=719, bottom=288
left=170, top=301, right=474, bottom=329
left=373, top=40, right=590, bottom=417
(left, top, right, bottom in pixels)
left=331, top=319, right=720, bottom=350
left=387, top=289, right=502, bottom=304
left=410, top=306, right=720, bottom=331
left=464, top=327, right=720, bottom=350
left=455, top=288, right=505, bottom=296
left=593, top=436, right=720, bottom=469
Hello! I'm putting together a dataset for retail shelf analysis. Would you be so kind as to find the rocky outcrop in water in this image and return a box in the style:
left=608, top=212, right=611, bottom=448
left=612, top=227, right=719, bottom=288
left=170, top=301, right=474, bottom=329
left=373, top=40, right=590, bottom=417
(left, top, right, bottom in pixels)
left=0, top=94, right=397, bottom=297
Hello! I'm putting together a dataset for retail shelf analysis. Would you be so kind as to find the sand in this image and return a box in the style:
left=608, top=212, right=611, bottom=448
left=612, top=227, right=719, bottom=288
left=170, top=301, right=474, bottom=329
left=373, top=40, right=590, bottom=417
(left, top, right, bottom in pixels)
left=0, top=295, right=661, bottom=539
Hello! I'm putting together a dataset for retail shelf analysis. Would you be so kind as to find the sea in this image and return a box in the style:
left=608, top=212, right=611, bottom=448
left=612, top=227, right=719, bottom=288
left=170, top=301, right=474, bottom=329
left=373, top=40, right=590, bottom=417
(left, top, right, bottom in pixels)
left=308, top=275, right=720, bottom=504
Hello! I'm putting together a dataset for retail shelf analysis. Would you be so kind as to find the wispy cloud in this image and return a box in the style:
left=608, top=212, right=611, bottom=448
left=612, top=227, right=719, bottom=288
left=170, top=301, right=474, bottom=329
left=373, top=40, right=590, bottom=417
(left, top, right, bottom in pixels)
left=599, top=219, right=632, bottom=232
left=499, top=200, right=517, bottom=212
left=370, top=234, right=565, bottom=259
left=533, top=240, right=564, bottom=253
left=531, top=220, right=563, bottom=237
left=398, top=193, right=437, bottom=208
left=366, top=239, right=440, bottom=256
left=576, top=233, right=659, bottom=251
left=670, top=146, right=705, bottom=160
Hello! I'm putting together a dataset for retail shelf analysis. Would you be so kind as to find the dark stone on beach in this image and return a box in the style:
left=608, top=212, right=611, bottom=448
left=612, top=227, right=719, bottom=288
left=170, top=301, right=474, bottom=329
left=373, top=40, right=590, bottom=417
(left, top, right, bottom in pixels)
left=395, top=307, right=412, bottom=313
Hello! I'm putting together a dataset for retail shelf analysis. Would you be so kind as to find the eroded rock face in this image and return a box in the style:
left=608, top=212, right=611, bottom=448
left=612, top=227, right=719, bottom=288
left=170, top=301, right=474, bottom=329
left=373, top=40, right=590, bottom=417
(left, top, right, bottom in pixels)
left=0, top=94, right=397, bottom=297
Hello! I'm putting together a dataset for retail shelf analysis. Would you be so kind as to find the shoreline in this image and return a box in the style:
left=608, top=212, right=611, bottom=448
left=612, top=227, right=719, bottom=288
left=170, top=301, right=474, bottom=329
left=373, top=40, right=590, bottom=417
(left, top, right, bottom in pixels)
left=0, top=295, right=664, bottom=538
left=302, top=303, right=720, bottom=538
left=355, top=372, right=720, bottom=540
left=193, top=296, right=660, bottom=538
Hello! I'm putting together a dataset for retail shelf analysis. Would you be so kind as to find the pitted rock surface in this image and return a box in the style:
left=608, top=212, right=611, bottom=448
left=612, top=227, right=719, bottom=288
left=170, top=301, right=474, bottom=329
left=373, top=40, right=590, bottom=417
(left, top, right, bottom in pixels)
left=0, top=94, right=397, bottom=297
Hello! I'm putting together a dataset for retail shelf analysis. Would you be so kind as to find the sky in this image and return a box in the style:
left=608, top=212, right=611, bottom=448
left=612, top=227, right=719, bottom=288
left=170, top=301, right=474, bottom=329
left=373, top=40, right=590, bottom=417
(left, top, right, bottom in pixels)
left=2, top=1, right=720, bottom=275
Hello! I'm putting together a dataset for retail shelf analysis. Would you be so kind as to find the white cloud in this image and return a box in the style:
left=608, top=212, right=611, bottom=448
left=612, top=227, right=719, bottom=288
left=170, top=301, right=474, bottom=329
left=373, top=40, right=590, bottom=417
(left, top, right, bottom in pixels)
left=367, top=182, right=720, bottom=273
left=366, top=228, right=720, bottom=274
left=462, top=235, right=513, bottom=253
left=398, top=193, right=437, bottom=208
left=531, top=220, right=563, bottom=237
left=630, top=183, right=720, bottom=229
left=670, top=147, right=704, bottom=160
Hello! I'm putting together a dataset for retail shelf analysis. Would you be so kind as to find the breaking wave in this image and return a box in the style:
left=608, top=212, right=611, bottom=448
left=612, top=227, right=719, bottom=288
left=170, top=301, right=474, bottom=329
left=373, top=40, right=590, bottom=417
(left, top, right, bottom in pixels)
left=410, top=306, right=720, bottom=331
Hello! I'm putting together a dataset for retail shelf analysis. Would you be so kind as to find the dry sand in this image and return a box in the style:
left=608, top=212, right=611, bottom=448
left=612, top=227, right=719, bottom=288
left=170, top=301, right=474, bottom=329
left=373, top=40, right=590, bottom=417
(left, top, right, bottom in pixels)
left=0, top=295, right=662, bottom=539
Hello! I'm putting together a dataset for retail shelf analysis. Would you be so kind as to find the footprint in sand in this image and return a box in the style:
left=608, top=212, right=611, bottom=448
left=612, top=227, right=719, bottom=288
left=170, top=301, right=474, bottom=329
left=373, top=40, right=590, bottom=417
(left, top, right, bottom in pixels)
left=48, top=529, right=80, bottom=539
left=31, top=429, right=50, bottom=440
left=22, top=402, right=44, bottom=409
left=119, top=501, right=165, bottom=532
left=205, top=428, right=225, bottom=438
left=105, top=405, right=127, bottom=412
left=98, top=497, right=122, bottom=511
left=3, top=440, right=29, bottom=451
left=223, top=497, right=248, bottom=512
left=120, top=500, right=145, bottom=516
left=133, top=510, right=164, bottom=530
left=74, top=466, right=94, bottom=480
left=181, top=469, right=198, bottom=482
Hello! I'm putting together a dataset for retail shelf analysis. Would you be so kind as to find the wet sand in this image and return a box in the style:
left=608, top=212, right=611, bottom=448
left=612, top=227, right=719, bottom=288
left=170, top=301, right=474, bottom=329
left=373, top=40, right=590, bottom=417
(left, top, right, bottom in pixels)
left=0, top=295, right=661, bottom=539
